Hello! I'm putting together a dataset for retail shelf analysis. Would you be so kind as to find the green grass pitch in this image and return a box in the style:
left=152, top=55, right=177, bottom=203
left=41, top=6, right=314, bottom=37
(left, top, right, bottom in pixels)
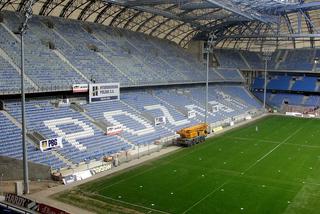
left=56, top=115, right=320, bottom=214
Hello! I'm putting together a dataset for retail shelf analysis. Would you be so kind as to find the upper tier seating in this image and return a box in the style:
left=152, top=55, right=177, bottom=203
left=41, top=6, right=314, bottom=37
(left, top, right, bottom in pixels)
left=252, top=74, right=320, bottom=93
left=267, top=75, right=291, bottom=91
left=252, top=77, right=265, bottom=89
left=291, top=77, right=317, bottom=92
left=0, top=13, right=87, bottom=91
left=214, top=49, right=248, bottom=69
left=0, top=55, right=33, bottom=93
left=253, top=92, right=311, bottom=108
left=239, top=51, right=264, bottom=70
left=277, top=50, right=314, bottom=71
left=215, top=68, right=243, bottom=81
left=0, top=11, right=243, bottom=95
left=215, top=48, right=318, bottom=72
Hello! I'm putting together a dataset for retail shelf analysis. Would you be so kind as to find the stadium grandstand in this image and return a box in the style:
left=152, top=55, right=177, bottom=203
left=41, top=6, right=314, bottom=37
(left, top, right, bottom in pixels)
left=1, top=0, right=320, bottom=213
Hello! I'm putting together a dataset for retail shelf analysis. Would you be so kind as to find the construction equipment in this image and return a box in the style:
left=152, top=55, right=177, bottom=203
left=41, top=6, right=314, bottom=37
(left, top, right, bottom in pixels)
left=176, top=123, right=208, bottom=147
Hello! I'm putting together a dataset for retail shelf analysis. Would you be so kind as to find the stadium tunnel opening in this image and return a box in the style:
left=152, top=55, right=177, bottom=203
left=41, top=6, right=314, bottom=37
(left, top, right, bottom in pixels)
left=87, top=44, right=99, bottom=52
left=41, top=39, right=56, bottom=50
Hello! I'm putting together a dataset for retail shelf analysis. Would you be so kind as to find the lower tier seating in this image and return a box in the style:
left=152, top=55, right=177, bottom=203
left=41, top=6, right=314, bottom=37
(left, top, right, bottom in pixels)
left=1, top=85, right=262, bottom=169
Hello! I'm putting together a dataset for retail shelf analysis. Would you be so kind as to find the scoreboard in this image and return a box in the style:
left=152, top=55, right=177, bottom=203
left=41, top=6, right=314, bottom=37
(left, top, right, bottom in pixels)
left=89, top=83, right=120, bottom=103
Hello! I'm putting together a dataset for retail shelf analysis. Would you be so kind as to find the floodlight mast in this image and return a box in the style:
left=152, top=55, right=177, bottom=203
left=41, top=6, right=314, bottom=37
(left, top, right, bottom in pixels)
left=262, top=51, right=273, bottom=111
left=205, top=32, right=217, bottom=129
left=19, top=0, right=35, bottom=195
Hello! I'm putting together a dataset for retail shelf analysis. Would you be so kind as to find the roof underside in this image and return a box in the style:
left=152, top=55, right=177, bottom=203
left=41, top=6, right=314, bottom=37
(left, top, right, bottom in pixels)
left=1, top=0, right=320, bottom=50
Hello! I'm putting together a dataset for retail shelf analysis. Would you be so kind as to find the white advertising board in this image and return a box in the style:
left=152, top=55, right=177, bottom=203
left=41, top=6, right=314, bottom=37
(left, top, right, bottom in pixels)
left=89, top=83, right=120, bottom=103
left=106, top=125, right=123, bottom=136
left=155, top=116, right=166, bottom=126
left=72, top=84, right=88, bottom=93
left=39, top=137, right=63, bottom=152
left=187, top=110, right=196, bottom=119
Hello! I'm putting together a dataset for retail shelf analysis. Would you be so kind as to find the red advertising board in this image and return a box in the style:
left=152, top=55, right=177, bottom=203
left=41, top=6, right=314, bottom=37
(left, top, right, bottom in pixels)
left=38, top=203, right=70, bottom=214
left=106, top=125, right=123, bottom=135
left=72, top=84, right=88, bottom=93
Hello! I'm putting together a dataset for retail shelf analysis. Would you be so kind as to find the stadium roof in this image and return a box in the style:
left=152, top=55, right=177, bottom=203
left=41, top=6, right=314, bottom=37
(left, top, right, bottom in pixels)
left=1, top=0, right=320, bottom=50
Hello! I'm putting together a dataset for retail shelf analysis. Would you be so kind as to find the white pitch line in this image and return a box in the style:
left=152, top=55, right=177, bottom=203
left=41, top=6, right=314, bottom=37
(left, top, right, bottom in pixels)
left=92, top=193, right=172, bottom=214
left=241, top=126, right=304, bottom=174
left=227, top=136, right=281, bottom=144
left=99, top=166, right=158, bottom=191
left=182, top=181, right=229, bottom=214
left=228, top=136, right=320, bottom=149
left=304, top=181, right=320, bottom=186
left=100, top=138, right=223, bottom=192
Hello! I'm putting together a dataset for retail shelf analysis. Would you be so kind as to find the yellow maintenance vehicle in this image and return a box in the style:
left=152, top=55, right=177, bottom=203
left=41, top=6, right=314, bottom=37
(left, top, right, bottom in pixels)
left=176, top=123, right=208, bottom=147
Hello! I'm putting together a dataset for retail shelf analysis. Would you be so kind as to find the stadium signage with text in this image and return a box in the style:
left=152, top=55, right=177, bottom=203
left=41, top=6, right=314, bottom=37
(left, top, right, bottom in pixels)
left=5, top=193, right=38, bottom=211
left=72, top=84, right=88, bottom=93
left=212, top=126, right=223, bottom=133
left=187, top=110, right=196, bottom=119
left=38, top=203, right=70, bottom=214
left=106, top=125, right=123, bottom=136
left=89, top=83, right=120, bottom=103
left=155, top=116, right=166, bottom=126
left=39, top=137, right=63, bottom=152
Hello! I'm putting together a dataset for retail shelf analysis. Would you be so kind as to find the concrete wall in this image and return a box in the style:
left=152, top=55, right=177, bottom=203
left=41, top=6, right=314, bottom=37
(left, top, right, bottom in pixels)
left=0, top=156, right=51, bottom=181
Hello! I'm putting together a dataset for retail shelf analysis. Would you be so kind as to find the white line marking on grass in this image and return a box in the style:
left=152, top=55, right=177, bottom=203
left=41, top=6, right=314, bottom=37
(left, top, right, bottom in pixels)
left=182, top=181, right=228, bottom=214
left=99, top=166, right=158, bottom=191
left=92, top=193, right=172, bottom=214
left=228, top=136, right=320, bottom=149
left=100, top=138, right=224, bottom=192
left=226, top=136, right=281, bottom=144
left=304, top=181, right=320, bottom=186
left=241, top=127, right=304, bottom=174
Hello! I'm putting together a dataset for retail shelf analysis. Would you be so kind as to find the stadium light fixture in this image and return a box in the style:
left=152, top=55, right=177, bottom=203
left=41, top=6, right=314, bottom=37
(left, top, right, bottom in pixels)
left=19, top=0, right=35, bottom=195
left=262, top=50, right=273, bottom=110
left=205, top=32, right=217, bottom=130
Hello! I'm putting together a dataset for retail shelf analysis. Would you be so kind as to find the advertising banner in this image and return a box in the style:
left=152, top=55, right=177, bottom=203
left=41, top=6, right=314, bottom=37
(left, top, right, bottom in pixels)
left=5, top=193, right=38, bottom=211
left=154, top=116, right=166, bottom=126
left=39, top=137, right=63, bottom=152
left=106, top=125, right=123, bottom=136
left=72, top=84, right=88, bottom=93
left=89, top=83, right=120, bottom=103
left=187, top=110, right=196, bottom=119
left=245, top=115, right=252, bottom=120
left=38, top=203, right=70, bottom=214
left=212, top=126, right=223, bottom=133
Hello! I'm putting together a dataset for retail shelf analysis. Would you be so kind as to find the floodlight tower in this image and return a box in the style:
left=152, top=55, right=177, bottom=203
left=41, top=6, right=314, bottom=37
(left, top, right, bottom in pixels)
left=262, top=51, right=273, bottom=110
left=205, top=32, right=217, bottom=127
left=19, top=0, right=35, bottom=195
